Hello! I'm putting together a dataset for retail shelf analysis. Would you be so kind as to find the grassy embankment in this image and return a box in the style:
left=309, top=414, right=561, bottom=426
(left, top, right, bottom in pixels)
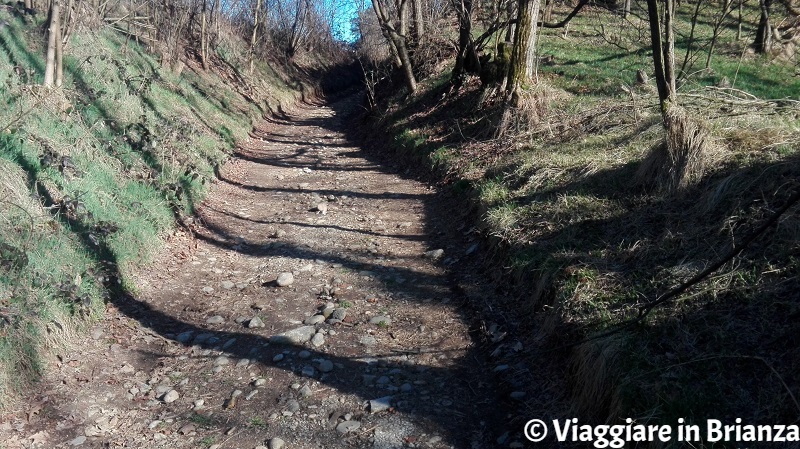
left=374, top=3, right=800, bottom=438
left=0, top=8, right=317, bottom=406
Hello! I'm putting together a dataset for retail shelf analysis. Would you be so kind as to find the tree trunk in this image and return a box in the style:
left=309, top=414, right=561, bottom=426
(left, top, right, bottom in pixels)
left=392, top=31, right=417, bottom=93
left=24, top=0, right=33, bottom=13
left=737, top=0, right=745, bottom=40
left=451, top=0, right=478, bottom=87
left=544, top=0, right=553, bottom=21
left=645, top=0, right=677, bottom=110
left=754, top=0, right=772, bottom=53
left=55, top=3, right=63, bottom=87
left=249, top=0, right=261, bottom=74
left=623, top=0, right=631, bottom=18
left=371, top=0, right=417, bottom=94
left=43, top=0, right=60, bottom=88
left=506, top=0, right=541, bottom=103
left=412, top=0, right=424, bottom=43
left=200, top=0, right=209, bottom=70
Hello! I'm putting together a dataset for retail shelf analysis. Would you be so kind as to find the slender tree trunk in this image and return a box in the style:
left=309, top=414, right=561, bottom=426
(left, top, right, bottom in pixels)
left=200, top=0, right=209, bottom=69
left=55, top=13, right=63, bottom=87
left=737, top=0, right=745, bottom=40
left=754, top=0, right=773, bottom=53
left=24, top=0, right=33, bottom=13
left=412, top=0, right=424, bottom=42
left=371, top=0, right=417, bottom=94
left=43, top=0, right=60, bottom=88
left=399, top=0, right=409, bottom=39
left=249, top=0, right=261, bottom=74
left=392, top=31, right=417, bottom=93
left=646, top=0, right=676, bottom=109
left=506, top=0, right=542, bottom=103
left=505, top=0, right=516, bottom=41
left=623, top=0, right=631, bottom=18
left=544, top=0, right=554, bottom=21
left=452, top=0, right=477, bottom=86
left=706, top=0, right=733, bottom=69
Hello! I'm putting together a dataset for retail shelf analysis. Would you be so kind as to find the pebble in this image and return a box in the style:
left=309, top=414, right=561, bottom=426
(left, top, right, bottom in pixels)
left=253, top=378, right=268, bottom=387
left=301, top=365, right=315, bottom=377
left=202, top=286, right=214, bottom=294
left=176, top=331, right=193, bottom=344
left=246, top=390, right=259, bottom=400
left=336, top=420, right=361, bottom=434
left=286, top=400, right=300, bottom=413
left=276, top=272, right=294, bottom=287
left=465, top=243, right=479, bottom=255
left=268, top=437, right=286, bottom=449
left=162, top=390, right=179, bottom=403
left=221, top=280, right=235, bottom=289
left=369, top=396, right=393, bottom=413
left=331, top=308, right=347, bottom=321
left=90, top=328, right=103, bottom=340
left=297, top=350, right=311, bottom=359
left=400, top=383, right=413, bottom=392
left=193, top=399, right=205, bottom=410
left=299, top=385, right=313, bottom=397
left=236, top=358, right=250, bottom=367
left=249, top=316, right=266, bottom=328
left=311, top=333, right=325, bottom=347
left=273, top=353, right=285, bottom=362
left=214, top=356, right=230, bottom=366
left=206, top=315, right=225, bottom=324
left=369, top=316, right=391, bottom=326
left=424, top=249, right=445, bottom=260
left=68, top=435, right=86, bottom=446
left=359, top=335, right=378, bottom=346
left=317, top=360, right=334, bottom=373
left=303, top=315, right=326, bottom=325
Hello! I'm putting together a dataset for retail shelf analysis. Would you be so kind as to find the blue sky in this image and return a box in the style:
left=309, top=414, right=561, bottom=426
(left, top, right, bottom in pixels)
left=329, top=0, right=367, bottom=42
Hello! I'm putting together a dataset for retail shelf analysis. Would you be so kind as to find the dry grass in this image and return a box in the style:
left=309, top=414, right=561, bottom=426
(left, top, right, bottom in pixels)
left=635, top=105, right=718, bottom=193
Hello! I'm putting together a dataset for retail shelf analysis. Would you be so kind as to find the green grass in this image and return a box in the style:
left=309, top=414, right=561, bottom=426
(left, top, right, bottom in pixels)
left=535, top=3, right=800, bottom=99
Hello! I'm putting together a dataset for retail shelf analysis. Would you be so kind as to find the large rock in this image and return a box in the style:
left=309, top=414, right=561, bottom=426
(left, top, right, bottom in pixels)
left=270, top=326, right=316, bottom=345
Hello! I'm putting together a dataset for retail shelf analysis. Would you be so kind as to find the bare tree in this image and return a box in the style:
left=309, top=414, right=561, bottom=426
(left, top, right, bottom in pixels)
left=505, top=0, right=541, bottom=102
left=755, top=0, right=773, bottom=53
left=370, top=0, right=417, bottom=93
left=43, top=0, right=62, bottom=88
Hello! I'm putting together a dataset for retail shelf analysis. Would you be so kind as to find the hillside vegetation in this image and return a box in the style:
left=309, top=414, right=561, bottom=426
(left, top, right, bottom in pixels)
left=359, top=0, right=800, bottom=438
left=0, top=2, right=340, bottom=406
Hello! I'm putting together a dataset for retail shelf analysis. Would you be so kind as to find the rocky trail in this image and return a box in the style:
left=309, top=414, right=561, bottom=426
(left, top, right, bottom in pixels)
left=1, top=96, right=527, bottom=449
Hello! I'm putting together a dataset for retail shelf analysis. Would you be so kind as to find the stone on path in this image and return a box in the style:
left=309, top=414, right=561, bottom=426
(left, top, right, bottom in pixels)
left=369, top=396, right=393, bottom=413
left=268, top=437, right=286, bottom=449
left=335, top=420, right=361, bottom=434
left=276, top=272, right=294, bottom=287
left=248, top=316, right=265, bottom=328
left=270, top=326, right=316, bottom=345
left=161, top=389, right=179, bottom=403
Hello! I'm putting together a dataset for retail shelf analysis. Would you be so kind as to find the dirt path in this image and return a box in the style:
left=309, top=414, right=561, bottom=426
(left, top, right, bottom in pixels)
left=0, top=96, right=526, bottom=449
